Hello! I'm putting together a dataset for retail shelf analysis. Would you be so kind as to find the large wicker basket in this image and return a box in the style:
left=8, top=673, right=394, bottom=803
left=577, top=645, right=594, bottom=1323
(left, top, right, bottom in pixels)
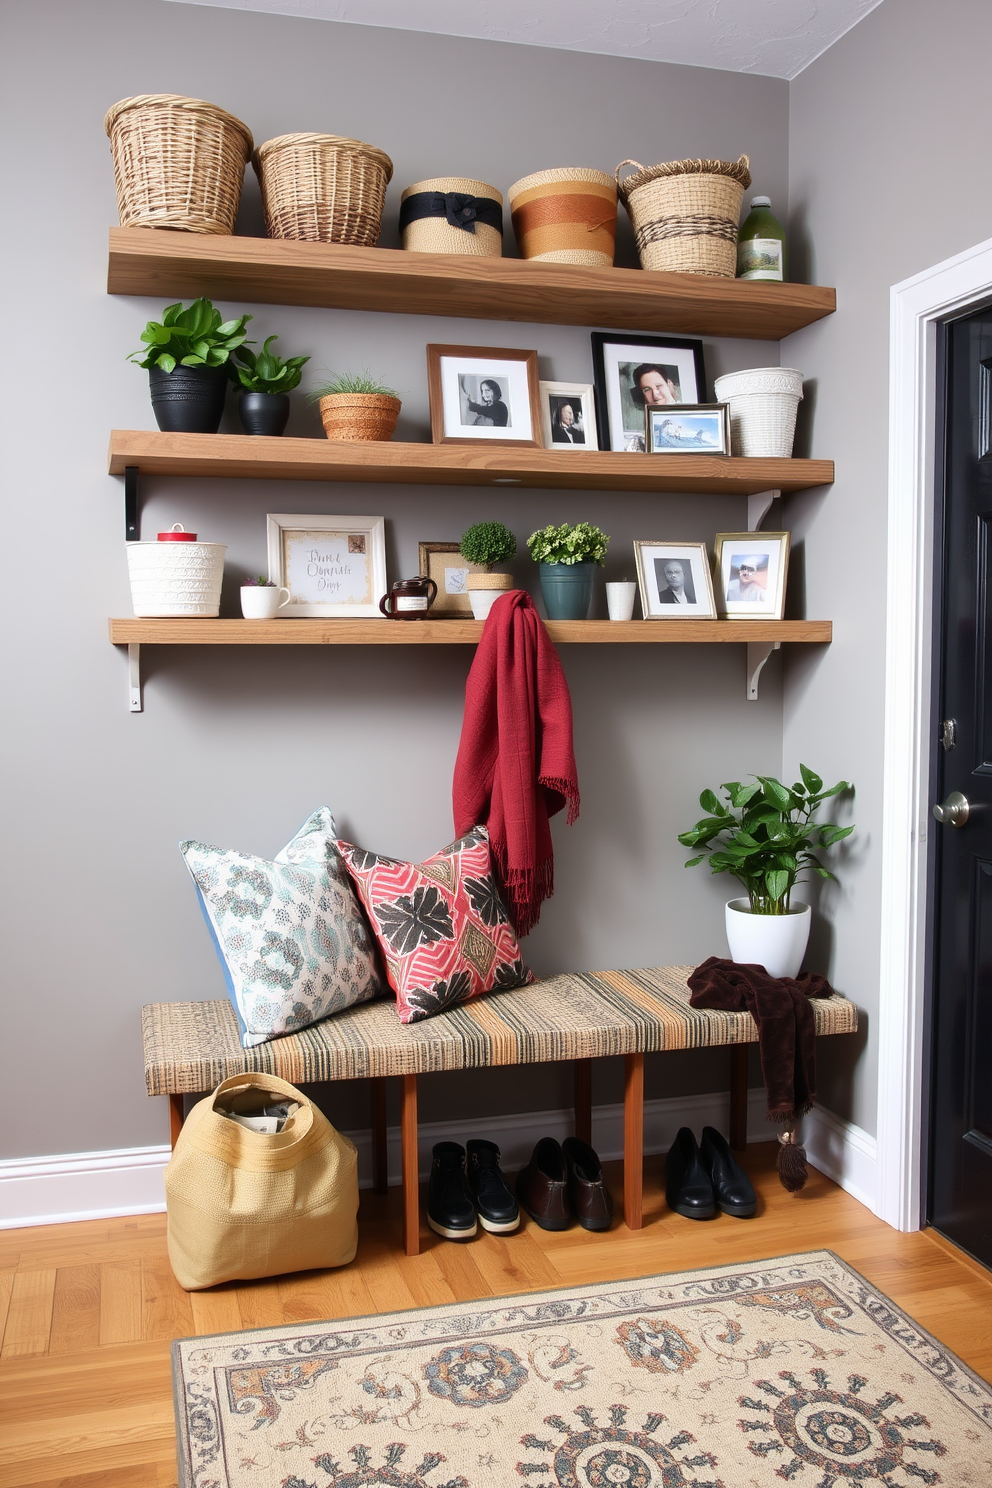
left=508, top=167, right=618, bottom=267
left=104, top=95, right=253, bottom=235
left=253, top=134, right=393, bottom=245
left=617, top=155, right=751, bottom=277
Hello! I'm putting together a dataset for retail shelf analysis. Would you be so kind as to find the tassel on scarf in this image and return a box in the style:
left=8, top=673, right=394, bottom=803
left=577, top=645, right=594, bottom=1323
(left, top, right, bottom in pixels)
left=777, top=1121, right=809, bottom=1192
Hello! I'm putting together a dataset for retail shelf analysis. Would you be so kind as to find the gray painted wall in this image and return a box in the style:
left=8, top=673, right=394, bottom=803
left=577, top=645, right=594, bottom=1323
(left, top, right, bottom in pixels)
left=1, top=0, right=796, bottom=1159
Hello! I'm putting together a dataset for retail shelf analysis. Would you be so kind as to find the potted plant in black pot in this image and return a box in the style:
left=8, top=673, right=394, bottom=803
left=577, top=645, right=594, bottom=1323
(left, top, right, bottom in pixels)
left=527, top=521, right=609, bottom=620
left=677, top=766, right=854, bottom=978
left=460, top=521, right=517, bottom=620
left=231, top=335, right=310, bottom=436
left=128, top=297, right=253, bottom=434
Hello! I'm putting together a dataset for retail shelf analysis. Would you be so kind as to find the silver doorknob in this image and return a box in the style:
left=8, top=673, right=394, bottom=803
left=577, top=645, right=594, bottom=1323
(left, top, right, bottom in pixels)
left=932, top=790, right=970, bottom=827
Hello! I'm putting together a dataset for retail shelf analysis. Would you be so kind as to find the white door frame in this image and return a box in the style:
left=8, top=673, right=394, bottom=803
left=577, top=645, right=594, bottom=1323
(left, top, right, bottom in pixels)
left=878, top=236, right=992, bottom=1231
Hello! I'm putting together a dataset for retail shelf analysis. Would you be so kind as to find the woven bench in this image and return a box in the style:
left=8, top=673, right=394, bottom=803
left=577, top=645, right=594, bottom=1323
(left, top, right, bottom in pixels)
left=143, top=965, right=858, bottom=1255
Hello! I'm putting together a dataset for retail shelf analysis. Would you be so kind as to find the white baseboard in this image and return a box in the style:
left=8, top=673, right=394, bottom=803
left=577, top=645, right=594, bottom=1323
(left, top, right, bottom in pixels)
left=0, top=1091, right=876, bottom=1230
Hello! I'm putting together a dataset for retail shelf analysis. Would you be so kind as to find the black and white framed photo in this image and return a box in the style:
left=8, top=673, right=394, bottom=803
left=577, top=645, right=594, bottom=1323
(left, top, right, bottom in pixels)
left=633, top=541, right=717, bottom=620
left=539, top=380, right=598, bottom=449
left=590, top=331, right=707, bottom=451
left=646, top=403, right=731, bottom=455
left=714, top=531, right=791, bottom=619
left=266, top=513, right=387, bottom=618
left=427, top=344, right=541, bottom=446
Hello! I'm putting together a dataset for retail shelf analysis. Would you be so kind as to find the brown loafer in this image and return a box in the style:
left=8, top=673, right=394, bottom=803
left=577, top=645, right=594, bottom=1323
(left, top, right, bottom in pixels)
left=517, top=1137, right=571, bottom=1230
left=562, top=1136, right=614, bottom=1231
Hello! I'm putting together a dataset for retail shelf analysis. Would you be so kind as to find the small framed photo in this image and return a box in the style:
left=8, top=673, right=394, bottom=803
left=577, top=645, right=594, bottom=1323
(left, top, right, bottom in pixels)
left=418, top=541, right=487, bottom=617
left=634, top=541, right=717, bottom=620
left=591, top=331, right=707, bottom=451
left=427, top=344, right=541, bottom=446
left=714, top=531, right=791, bottom=619
left=539, top=380, right=598, bottom=449
left=266, top=514, right=387, bottom=618
left=646, top=403, right=730, bottom=455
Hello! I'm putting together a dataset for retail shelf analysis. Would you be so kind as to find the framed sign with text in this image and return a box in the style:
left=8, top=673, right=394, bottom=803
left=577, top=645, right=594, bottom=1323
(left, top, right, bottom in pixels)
left=266, top=514, right=387, bottom=618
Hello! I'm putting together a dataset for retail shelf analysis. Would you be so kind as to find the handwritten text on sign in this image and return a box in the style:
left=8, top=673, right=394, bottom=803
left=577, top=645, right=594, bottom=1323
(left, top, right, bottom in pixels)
left=283, top=531, right=371, bottom=605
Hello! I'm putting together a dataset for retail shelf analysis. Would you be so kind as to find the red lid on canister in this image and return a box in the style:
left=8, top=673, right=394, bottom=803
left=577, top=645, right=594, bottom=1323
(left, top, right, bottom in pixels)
left=157, top=523, right=197, bottom=542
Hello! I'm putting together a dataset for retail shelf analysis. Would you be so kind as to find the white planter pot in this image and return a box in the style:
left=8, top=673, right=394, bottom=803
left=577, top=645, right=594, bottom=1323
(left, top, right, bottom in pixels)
left=713, top=366, right=804, bottom=457
left=468, top=587, right=506, bottom=620
left=724, top=898, right=811, bottom=979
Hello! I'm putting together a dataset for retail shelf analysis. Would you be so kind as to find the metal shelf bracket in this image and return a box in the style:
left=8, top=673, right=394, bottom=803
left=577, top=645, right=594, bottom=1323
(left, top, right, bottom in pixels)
left=128, top=643, right=142, bottom=712
left=125, top=465, right=139, bottom=541
left=746, top=640, right=780, bottom=701
left=747, top=488, right=781, bottom=532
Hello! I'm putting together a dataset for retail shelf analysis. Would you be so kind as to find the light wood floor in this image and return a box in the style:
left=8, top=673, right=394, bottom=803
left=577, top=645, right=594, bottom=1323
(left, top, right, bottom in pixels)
left=1, top=1144, right=990, bottom=1488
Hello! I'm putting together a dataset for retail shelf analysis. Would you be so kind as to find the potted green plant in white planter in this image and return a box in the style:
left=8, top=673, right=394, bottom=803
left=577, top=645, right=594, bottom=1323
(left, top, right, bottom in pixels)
left=231, top=335, right=310, bottom=436
left=677, top=766, right=854, bottom=978
left=128, top=297, right=253, bottom=434
left=459, top=521, right=517, bottom=620
left=527, top=521, right=609, bottom=620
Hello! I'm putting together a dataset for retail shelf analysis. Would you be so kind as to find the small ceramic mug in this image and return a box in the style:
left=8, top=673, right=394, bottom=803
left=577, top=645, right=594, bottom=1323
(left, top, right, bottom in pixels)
left=606, top=581, right=637, bottom=621
left=241, top=585, right=291, bottom=619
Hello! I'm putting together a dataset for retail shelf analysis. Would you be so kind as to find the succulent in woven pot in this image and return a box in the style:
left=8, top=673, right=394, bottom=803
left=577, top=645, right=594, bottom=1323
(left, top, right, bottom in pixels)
left=232, top=335, right=310, bottom=436
left=129, top=297, right=253, bottom=434
left=310, top=373, right=401, bottom=442
left=460, top=521, right=517, bottom=620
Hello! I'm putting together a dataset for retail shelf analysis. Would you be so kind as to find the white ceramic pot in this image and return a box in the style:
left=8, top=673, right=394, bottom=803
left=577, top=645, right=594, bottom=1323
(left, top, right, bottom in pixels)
left=240, top=584, right=291, bottom=619
left=466, top=572, right=514, bottom=621
left=713, top=366, right=804, bottom=457
left=126, top=539, right=226, bottom=617
left=724, top=898, right=811, bottom=979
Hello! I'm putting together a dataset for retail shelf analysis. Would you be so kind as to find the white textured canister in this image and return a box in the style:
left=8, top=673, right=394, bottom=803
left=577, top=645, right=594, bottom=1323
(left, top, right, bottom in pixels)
left=127, top=539, right=227, bottom=617
left=712, top=366, right=804, bottom=458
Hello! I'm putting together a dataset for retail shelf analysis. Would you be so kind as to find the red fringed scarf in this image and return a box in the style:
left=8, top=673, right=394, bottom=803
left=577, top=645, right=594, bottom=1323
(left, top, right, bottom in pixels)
left=452, top=590, right=579, bottom=936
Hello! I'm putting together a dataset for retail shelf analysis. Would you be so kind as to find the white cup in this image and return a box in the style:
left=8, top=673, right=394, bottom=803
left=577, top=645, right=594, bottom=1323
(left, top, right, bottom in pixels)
left=606, top=580, right=637, bottom=621
left=241, top=584, right=291, bottom=619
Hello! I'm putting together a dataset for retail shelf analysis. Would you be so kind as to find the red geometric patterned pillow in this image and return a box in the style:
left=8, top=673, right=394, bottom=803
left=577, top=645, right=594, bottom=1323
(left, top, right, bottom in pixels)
left=336, top=826, right=534, bottom=1024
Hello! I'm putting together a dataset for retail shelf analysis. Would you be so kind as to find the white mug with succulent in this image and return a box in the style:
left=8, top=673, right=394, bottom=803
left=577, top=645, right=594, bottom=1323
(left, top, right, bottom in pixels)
left=527, top=521, right=610, bottom=621
left=309, top=371, right=401, bottom=442
left=459, top=521, right=518, bottom=620
left=240, top=576, right=291, bottom=620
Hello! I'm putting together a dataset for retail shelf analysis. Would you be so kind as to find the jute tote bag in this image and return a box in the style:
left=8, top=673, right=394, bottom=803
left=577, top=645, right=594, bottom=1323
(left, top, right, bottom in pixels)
left=165, top=1073, right=358, bottom=1290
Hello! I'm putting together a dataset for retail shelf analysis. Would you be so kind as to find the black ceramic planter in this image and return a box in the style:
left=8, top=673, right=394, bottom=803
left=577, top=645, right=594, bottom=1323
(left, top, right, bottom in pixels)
left=239, top=391, right=291, bottom=436
left=148, top=363, right=228, bottom=434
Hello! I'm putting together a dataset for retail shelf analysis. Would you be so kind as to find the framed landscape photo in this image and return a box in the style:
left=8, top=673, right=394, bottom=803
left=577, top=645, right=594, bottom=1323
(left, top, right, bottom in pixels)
left=539, top=380, right=598, bottom=449
left=427, top=344, right=542, bottom=446
left=266, top=514, right=387, bottom=618
left=714, top=531, right=791, bottom=619
left=418, top=541, right=488, bottom=617
left=634, top=541, right=717, bottom=620
left=646, top=402, right=731, bottom=455
left=591, top=331, right=707, bottom=451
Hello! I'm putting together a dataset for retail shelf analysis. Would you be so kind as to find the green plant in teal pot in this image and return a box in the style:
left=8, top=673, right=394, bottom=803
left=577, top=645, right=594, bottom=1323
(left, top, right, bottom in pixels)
left=232, top=336, right=310, bottom=436
left=527, top=521, right=609, bottom=620
left=129, top=297, right=253, bottom=434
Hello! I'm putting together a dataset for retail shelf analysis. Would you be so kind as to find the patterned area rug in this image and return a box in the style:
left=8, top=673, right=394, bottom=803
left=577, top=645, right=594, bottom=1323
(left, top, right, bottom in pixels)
left=173, top=1249, right=992, bottom=1487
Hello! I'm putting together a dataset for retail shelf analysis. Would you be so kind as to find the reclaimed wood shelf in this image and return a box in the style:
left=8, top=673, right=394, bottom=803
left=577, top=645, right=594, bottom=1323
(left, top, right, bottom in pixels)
left=107, top=227, right=836, bottom=340
left=109, top=430, right=833, bottom=496
left=110, top=618, right=830, bottom=645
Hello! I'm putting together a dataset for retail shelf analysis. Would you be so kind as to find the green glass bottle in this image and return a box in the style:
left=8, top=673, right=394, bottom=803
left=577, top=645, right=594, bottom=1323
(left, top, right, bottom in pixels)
left=737, top=195, right=786, bottom=282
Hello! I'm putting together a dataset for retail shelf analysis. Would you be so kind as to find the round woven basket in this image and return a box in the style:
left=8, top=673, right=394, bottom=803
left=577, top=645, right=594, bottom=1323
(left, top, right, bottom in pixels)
left=713, top=366, right=804, bottom=456
left=104, top=94, right=253, bottom=235
left=253, top=134, right=393, bottom=245
left=617, top=155, right=751, bottom=277
left=319, top=393, right=401, bottom=442
left=508, top=167, right=618, bottom=267
left=400, top=177, right=503, bottom=257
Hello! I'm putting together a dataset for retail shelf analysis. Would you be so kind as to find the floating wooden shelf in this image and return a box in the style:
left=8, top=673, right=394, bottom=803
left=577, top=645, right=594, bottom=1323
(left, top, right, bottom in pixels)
left=109, top=431, right=833, bottom=497
left=108, top=227, right=836, bottom=340
left=110, top=618, right=831, bottom=646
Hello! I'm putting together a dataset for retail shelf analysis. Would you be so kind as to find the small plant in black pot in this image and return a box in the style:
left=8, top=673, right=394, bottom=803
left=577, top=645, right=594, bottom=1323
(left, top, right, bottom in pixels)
left=128, top=298, right=253, bottom=434
left=231, top=336, right=310, bottom=436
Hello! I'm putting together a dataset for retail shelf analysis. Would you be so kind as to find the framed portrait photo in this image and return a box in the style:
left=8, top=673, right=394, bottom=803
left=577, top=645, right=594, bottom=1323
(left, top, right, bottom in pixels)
left=266, top=513, right=387, bottom=618
left=418, top=541, right=488, bottom=617
left=539, top=380, right=598, bottom=449
left=427, top=344, right=541, bottom=446
left=590, top=331, right=707, bottom=452
left=634, top=541, right=717, bottom=620
left=714, top=531, right=791, bottom=619
left=646, top=402, right=730, bottom=456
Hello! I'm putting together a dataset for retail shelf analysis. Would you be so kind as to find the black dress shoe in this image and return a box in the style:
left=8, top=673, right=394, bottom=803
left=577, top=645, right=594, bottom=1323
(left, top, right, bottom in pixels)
left=665, top=1126, right=717, bottom=1220
left=517, top=1137, right=571, bottom=1230
left=700, top=1126, right=757, bottom=1217
left=562, top=1137, right=614, bottom=1231
left=427, top=1142, right=477, bottom=1240
left=467, top=1139, right=519, bottom=1233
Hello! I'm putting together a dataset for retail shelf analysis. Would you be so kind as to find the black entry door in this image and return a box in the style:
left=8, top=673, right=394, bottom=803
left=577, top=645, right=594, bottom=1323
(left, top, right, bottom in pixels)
left=929, top=305, right=992, bottom=1267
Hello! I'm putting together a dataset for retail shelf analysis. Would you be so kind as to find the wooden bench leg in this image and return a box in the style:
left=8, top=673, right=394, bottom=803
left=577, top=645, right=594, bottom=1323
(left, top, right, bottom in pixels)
left=623, top=1052, right=644, bottom=1230
left=729, top=1046, right=749, bottom=1151
left=371, top=1078, right=388, bottom=1195
left=169, top=1093, right=184, bottom=1150
left=574, top=1059, right=592, bottom=1145
left=401, top=1073, right=420, bottom=1256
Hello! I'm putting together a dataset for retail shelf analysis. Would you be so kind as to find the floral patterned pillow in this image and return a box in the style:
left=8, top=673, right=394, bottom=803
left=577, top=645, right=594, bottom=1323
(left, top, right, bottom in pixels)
left=336, top=826, right=534, bottom=1024
left=181, top=808, right=385, bottom=1047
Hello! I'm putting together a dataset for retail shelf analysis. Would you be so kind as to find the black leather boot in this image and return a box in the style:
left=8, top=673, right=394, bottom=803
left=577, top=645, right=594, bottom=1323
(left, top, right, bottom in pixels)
left=427, top=1142, right=477, bottom=1240
left=665, top=1127, right=717, bottom=1219
left=700, top=1126, right=757, bottom=1217
left=467, top=1139, right=519, bottom=1233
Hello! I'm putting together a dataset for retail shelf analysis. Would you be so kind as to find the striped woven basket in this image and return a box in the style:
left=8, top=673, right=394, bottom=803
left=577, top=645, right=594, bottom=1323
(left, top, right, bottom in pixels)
left=104, top=94, right=253, bottom=235
left=508, top=167, right=618, bottom=267
left=253, top=134, right=393, bottom=245
left=400, top=177, right=503, bottom=257
left=617, top=155, right=751, bottom=277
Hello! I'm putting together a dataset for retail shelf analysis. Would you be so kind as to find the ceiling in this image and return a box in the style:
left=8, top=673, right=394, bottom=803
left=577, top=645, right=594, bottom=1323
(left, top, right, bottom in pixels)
left=162, top=0, right=884, bottom=80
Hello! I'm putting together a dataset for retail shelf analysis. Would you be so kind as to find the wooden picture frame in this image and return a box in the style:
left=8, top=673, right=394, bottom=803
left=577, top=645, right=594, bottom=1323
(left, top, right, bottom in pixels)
left=418, top=541, right=488, bottom=617
left=591, top=331, right=707, bottom=451
left=645, top=403, right=731, bottom=456
left=426, top=344, right=542, bottom=446
left=633, top=541, right=718, bottom=620
left=266, top=513, right=387, bottom=618
left=539, top=380, right=599, bottom=449
left=714, top=531, right=791, bottom=619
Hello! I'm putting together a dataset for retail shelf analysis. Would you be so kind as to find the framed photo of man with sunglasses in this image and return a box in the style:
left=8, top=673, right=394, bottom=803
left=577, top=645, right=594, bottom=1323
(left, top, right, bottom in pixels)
left=714, top=531, right=791, bottom=619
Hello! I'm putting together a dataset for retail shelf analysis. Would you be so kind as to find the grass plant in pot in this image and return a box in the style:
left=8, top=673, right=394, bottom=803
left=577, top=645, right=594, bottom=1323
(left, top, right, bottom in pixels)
left=678, top=766, right=854, bottom=979
left=231, top=336, right=310, bottom=436
left=310, top=371, right=401, bottom=441
left=129, top=298, right=253, bottom=434
left=527, top=522, right=609, bottom=620
left=459, top=521, right=517, bottom=620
